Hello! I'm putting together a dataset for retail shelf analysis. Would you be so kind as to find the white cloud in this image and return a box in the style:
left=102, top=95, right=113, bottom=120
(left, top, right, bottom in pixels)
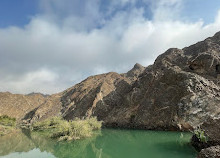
left=0, top=69, right=61, bottom=94
left=150, top=0, right=183, bottom=21
left=0, top=0, right=220, bottom=94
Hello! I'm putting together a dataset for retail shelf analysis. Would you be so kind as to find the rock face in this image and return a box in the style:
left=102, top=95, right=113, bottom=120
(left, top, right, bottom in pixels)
left=88, top=32, right=220, bottom=130
left=121, top=63, right=146, bottom=82
left=201, top=118, right=220, bottom=145
left=123, top=32, right=220, bottom=130
left=197, top=146, right=220, bottom=158
left=0, top=92, right=48, bottom=120
left=1, top=32, right=220, bottom=132
left=26, top=63, right=145, bottom=123
left=191, top=118, right=220, bottom=157
left=61, top=72, right=132, bottom=120
left=23, top=93, right=62, bottom=123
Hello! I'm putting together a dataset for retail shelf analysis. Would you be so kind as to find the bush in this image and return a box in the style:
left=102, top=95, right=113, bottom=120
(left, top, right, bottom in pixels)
left=0, top=115, right=16, bottom=127
left=31, top=117, right=102, bottom=141
left=194, top=127, right=208, bottom=143
left=86, top=117, right=102, bottom=130
left=32, top=116, right=65, bottom=131
left=0, top=115, right=16, bottom=136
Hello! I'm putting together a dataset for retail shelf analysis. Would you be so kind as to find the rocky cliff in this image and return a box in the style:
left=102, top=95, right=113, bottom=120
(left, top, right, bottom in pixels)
left=1, top=32, right=220, bottom=133
left=117, top=32, right=220, bottom=130
left=58, top=32, right=220, bottom=131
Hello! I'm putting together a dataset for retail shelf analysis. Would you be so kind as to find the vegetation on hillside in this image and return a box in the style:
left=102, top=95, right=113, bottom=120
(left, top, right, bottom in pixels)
left=0, top=115, right=16, bottom=136
left=31, top=117, right=102, bottom=141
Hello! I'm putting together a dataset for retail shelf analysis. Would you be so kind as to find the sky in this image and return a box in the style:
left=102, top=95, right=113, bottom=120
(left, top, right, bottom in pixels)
left=0, top=0, right=220, bottom=94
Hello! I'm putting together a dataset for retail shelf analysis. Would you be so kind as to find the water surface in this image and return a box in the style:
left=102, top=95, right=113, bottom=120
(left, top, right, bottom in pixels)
left=0, top=129, right=197, bottom=158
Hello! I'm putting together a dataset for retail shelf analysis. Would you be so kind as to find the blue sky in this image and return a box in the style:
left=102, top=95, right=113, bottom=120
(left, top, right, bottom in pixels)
left=0, top=0, right=39, bottom=27
left=0, top=0, right=220, bottom=94
left=183, top=0, right=220, bottom=23
left=1, top=0, right=220, bottom=27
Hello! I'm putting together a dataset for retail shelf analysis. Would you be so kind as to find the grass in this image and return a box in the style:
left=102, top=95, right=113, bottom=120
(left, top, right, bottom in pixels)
left=0, top=115, right=16, bottom=136
left=31, top=117, right=102, bottom=141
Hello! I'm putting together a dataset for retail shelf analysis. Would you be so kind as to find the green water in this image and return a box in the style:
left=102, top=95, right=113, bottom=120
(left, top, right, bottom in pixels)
left=0, top=129, right=197, bottom=158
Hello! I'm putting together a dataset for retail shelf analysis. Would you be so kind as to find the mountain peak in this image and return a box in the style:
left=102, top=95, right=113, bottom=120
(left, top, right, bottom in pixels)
left=212, top=31, right=220, bottom=40
left=133, top=63, right=144, bottom=69
left=122, top=63, right=145, bottom=82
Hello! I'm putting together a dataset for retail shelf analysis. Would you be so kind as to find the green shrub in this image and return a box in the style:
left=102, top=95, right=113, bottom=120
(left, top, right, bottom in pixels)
left=32, top=116, right=65, bottom=131
left=31, top=117, right=102, bottom=141
left=194, top=127, right=208, bottom=143
left=0, top=115, right=16, bottom=127
left=0, top=115, right=16, bottom=136
left=86, top=117, right=102, bottom=130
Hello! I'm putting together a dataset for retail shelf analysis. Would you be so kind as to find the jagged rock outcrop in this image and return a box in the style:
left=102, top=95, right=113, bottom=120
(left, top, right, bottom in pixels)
left=116, top=32, right=220, bottom=130
left=191, top=118, right=220, bottom=157
left=86, top=32, right=220, bottom=130
left=122, top=63, right=145, bottom=82
left=201, top=118, right=220, bottom=145
left=197, top=146, right=220, bottom=158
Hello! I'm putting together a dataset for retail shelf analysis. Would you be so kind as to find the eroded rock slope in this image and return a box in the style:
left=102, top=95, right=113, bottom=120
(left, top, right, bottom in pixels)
left=0, top=92, right=47, bottom=120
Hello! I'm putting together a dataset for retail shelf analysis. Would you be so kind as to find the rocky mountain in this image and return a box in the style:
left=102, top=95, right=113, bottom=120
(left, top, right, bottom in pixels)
left=118, top=32, right=220, bottom=130
left=24, top=63, right=145, bottom=123
left=58, top=32, right=220, bottom=131
left=1, top=32, right=220, bottom=134
left=0, top=92, right=47, bottom=119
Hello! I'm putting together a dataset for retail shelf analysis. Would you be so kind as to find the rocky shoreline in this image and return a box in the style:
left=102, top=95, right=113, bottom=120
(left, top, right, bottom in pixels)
left=191, top=118, right=220, bottom=157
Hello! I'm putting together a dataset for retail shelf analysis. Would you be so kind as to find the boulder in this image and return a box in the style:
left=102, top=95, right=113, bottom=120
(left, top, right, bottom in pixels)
left=191, top=118, right=220, bottom=151
left=198, top=146, right=220, bottom=158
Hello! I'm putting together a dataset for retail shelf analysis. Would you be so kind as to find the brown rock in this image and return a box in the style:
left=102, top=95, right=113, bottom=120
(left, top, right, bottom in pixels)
left=202, top=118, right=220, bottom=144
left=122, top=63, right=145, bottom=82
left=191, top=118, right=220, bottom=151
left=61, top=72, right=133, bottom=120
left=198, top=146, right=220, bottom=158
left=0, top=92, right=48, bottom=120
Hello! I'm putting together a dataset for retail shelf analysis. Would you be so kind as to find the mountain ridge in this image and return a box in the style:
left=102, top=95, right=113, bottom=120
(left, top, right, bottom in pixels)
left=0, top=32, right=220, bottom=133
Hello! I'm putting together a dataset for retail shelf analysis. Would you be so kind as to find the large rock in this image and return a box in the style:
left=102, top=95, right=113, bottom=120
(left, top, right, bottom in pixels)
left=197, top=146, right=220, bottom=158
left=201, top=118, right=220, bottom=144
left=191, top=118, right=220, bottom=152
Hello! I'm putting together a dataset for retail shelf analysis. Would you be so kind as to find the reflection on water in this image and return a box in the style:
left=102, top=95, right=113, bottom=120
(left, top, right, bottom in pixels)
left=1, top=149, right=55, bottom=158
left=0, top=129, right=197, bottom=158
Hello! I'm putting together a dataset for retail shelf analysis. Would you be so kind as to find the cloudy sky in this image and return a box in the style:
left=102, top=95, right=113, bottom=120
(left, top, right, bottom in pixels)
left=0, top=0, right=220, bottom=94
